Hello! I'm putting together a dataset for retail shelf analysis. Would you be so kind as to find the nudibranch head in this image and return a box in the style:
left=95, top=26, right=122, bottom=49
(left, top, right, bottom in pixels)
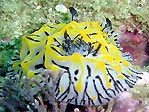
left=9, top=20, right=142, bottom=106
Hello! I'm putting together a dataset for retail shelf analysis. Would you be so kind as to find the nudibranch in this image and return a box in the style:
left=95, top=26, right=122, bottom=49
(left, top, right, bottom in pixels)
left=7, top=19, right=143, bottom=106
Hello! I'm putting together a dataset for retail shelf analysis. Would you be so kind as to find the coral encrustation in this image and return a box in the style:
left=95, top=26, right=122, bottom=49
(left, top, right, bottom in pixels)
left=118, top=25, right=148, bottom=67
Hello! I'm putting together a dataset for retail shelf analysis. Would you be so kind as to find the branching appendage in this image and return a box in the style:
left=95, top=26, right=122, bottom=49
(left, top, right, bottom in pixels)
left=32, top=70, right=65, bottom=112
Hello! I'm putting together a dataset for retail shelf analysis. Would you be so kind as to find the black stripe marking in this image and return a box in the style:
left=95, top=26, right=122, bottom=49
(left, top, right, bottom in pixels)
left=114, top=38, right=118, bottom=41
left=45, top=40, right=48, bottom=44
left=51, top=46, right=63, bottom=56
left=106, top=88, right=116, bottom=97
left=122, top=73, right=137, bottom=83
left=93, top=79, right=109, bottom=103
left=74, top=69, right=79, bottom=75
left=106, top=68, right=123, bottom=93
left=43, top=55, right=45, bottom=63
left=34, top=72, right=40, bottom=75
left=44, top=31, right=49, bottom=36
left=24, top=61, right=28, bottom=63
left=8, top=63, right=13, bottom=66
left=116, top=80, right=127, bottom=91
left=13, top=54, right=19, bottom=58
left=67, top=97, right=76, bottom=103
left=85, top=85, right=95, bottom=105
left=69, top=72, right=79, bottom=105
left=92, top=79, right=103, bottom=104
left=48, top=25, right=54, bottom=28
left=80, top=81, right=88, bottom=105
left=87, top=43, right=94, bottom=55
left=106, top=18, right=112, bottom=29
left=7, top=69, right=14, bottom=73
left=12, top=53, right=19, bottom=58
left=92, top=43, right=101, bottom=56
left=111, top=30, right=114, bottom=34
left=95, top=75, right=114, bottom=98
left=26, top=36, right=40, bottom=42
left=51, top=60, right=69, bottom=70
left=56, top=70, right=72, bottom=102
left=34, top=64, right=45, bottom=69
left=129, top=68, right=143, bottom=75
left=27, top=51, right=30, bottom=55
left=11, top=58, right=20, bottom=61
left=74, top=77, right=78, bottom=81
left=55, top=76, right=62, bottom=96
left=64, top=30, right=71, bottom=40
left=15, top=52, right=20, bottom=55
left=125, top=80, right=134, bottom=88
left=87, top=34, right=91, bottom=39
left=36, top=52, right=39, bottom=55
left=105, top=46, right=109, bottom=52
left=53, top=38, right=61, bottom=47
left=84, top=26, right=87, bottom=29
left=89, top=33, right=97, bottom=36
left=74, top=34, right=81, bottom=40
left=58, top=85, right=70, bottom=101
left=86, top=65, right=91, bottom=79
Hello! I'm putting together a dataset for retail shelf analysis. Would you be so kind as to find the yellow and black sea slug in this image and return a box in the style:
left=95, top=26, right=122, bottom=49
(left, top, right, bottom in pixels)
left=7, top=18, right=142, bottom=106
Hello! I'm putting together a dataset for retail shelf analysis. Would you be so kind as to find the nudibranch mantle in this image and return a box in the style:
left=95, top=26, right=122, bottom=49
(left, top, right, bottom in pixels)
left=9, top=20, right=142, bottom=106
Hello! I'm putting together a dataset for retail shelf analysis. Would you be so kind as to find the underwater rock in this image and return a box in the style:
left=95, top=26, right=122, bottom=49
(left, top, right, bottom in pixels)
left=112, top=91, right=146, bottom=112
left=55, top=4, right=68, bottom=13
left=112, top=71, right=149, bottom=112
left=118, top=25, right=148, bottom=67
